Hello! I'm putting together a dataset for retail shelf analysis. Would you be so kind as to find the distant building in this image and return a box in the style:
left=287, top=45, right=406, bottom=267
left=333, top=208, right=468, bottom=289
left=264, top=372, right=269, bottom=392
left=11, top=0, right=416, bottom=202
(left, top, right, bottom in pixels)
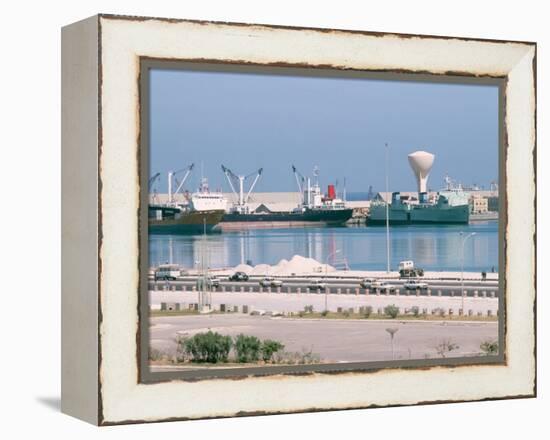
left=470, top=196, right=489, bottom=214
left=467, top=190, right=499, bottom=212
left=150, top=192, right=302, bottom=213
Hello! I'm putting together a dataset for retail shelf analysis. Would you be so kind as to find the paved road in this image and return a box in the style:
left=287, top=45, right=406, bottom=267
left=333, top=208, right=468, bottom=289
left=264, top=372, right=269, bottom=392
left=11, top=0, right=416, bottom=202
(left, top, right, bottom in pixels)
left=150, top=278, right=498, bottom=298
left=150, top=314, right=498, bottom=365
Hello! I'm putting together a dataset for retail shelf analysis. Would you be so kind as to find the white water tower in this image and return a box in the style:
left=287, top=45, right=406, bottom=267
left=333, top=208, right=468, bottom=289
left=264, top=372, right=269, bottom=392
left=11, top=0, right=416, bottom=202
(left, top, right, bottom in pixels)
left=408, top=150, right=435, bottom=193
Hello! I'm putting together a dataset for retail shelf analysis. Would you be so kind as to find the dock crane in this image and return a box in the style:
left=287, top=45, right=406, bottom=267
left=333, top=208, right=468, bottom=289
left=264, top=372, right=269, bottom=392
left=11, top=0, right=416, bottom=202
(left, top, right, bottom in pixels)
left=168, top=163, right=195, bottom=204
left=292, top=165, right=306, bottom=205
left=149, top=172, right=161, bottom=204
left=148, top=172, right=161, bottom=191
left=221, top=165, right=263, bottom=214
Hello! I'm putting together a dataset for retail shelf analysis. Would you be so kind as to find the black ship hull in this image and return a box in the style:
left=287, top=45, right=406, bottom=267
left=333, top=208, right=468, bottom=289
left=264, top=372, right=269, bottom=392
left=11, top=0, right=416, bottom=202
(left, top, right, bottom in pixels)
left=220, top=208, right=354, bottom=230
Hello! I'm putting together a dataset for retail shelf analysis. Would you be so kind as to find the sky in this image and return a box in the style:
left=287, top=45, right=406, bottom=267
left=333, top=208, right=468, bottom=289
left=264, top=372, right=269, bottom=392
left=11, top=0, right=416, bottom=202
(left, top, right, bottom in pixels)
left=149, top=68, right=499, bottom=195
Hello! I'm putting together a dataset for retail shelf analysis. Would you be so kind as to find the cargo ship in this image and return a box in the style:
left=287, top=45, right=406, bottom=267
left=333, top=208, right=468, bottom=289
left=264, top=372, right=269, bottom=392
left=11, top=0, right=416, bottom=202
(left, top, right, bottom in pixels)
left=367, top=188, right=470, bottom=225
left=149, top=177, right=227, bottom=234
left=219, top=165, right=353, bottom=230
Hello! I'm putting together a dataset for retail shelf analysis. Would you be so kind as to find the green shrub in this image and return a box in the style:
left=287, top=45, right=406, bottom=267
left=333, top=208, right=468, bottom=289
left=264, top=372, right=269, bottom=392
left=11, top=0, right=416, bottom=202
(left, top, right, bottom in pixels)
left=411, top=306, right=420, bottom=317
left=183, top=331, right=232, bottom=363
left=480, top=340, right=499, bottom=356
left=321, top=310, right=329, bottom=317
left=234, top=334, right=262, bottom=363
left=343, top=310, right=350, bottom=318
left=261, top=339, right=285, bottom=362
left=384, top=304, right=399, bottom=319
left=363, top=306, right=373, bottom=318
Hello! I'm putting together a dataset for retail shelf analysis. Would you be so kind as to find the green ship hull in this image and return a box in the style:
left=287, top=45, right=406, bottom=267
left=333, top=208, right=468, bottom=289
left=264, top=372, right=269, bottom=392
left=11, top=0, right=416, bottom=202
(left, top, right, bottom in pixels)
left=149, top=206, right=225, bottom=234
left=368, top=203, right=469, bottom=225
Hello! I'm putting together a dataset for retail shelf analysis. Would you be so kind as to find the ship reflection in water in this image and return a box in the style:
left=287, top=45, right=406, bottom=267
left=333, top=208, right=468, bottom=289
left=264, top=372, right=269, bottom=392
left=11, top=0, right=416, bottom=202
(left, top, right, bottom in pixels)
left=149, top=221, right=498, bottom=273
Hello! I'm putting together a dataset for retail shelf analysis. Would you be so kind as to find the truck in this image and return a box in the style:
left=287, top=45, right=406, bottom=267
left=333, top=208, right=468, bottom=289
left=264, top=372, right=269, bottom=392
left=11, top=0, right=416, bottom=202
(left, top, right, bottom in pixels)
left=399, top=260, right=424, bottom=278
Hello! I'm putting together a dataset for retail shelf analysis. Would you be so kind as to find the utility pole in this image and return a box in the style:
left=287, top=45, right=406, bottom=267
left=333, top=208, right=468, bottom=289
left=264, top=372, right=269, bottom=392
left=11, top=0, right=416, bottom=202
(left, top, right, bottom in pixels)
left=460, top=232, right=477, bottom=314
left=385, top=142, right=391, bottom=273
left=324, top=249, right=341, bottom=312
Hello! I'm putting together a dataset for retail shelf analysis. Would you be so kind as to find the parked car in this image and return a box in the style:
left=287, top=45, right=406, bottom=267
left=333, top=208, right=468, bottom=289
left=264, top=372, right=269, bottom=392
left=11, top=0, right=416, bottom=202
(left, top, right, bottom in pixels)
left=259, top=277, right=283, bottom=288
left=370, top=280, right=385, bottom=290
left=404, top=279, right=428, bottom=290
left=308, top=279, right=327, bottom=290
left=360, top=278, right=376, bottom=288
left=378, top=281, right=398, bottom=293
left=229, top=271, right=249, bottom=281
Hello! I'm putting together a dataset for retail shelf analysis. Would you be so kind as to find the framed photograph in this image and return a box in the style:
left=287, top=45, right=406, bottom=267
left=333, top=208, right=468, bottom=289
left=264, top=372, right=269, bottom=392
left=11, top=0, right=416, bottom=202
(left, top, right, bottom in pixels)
left=61, top=14, right=536, bottom=425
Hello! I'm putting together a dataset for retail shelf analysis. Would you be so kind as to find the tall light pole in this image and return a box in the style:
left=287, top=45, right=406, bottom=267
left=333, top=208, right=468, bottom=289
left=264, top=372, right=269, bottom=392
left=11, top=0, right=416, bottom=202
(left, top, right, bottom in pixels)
left=460, top=231, right=477, bottom=313
left=324, top=249, right=342, bottom=312
left=385, top=142, right=391, bottom=273
left=386, top=327, right=398, bottom=360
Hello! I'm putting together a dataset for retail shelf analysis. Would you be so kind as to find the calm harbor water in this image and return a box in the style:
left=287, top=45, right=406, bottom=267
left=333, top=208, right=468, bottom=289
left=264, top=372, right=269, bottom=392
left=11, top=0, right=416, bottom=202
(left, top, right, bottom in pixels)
left=149, top=221, right=499, bottom=272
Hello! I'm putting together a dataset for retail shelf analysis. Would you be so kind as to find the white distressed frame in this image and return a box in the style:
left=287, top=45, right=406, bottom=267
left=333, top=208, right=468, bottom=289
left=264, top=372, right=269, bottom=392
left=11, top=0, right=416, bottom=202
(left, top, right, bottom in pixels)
left=63, top=14, right=536, bottom=425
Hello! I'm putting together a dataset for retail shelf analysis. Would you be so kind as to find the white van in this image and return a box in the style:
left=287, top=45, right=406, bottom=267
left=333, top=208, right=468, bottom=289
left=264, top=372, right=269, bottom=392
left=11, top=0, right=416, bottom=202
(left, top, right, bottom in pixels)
left=154, top=264, right=181, bottom=281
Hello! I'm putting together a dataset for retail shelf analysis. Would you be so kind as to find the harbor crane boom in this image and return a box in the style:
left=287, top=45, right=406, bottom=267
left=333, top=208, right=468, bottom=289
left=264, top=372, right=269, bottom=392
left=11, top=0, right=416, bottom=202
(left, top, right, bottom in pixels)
left=292, top=165, right=306, bottom=204
left=148, top=172, right=161, bottom=191
left=168, top=163, right=195, bottom=204
left=221, top=165, right=263, bottom=214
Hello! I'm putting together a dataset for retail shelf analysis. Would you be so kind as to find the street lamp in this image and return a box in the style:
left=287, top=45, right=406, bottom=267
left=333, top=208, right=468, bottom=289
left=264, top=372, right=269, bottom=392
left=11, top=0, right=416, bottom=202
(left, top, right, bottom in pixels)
left=385, top=327, right=399, bottom=360
left=324, top=249, right=342, bottom=313
left=460, top=232, right=477, bottom=313
left=385, top=142, right=391, bottom=273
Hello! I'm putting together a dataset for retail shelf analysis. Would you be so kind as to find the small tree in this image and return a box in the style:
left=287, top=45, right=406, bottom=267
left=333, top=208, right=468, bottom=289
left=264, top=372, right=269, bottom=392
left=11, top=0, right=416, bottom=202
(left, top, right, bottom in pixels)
left=480, top=340, right=499, bottom=356
left=384, top=304, right=399, bottom=319
left=321, top=310, right=329, bottom=317
left=261, top=339, right=285, bottom=362
left=234, top=334, right=261, bottom=363
left=410, top=306, right=420, bottom=317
